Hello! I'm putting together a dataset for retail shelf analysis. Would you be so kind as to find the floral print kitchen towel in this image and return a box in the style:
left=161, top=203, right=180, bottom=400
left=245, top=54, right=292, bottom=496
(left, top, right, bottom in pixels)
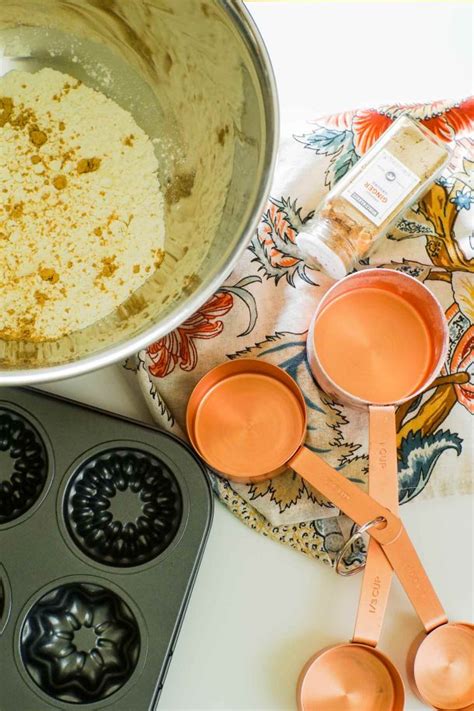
left=127, top=99, right=473, bottom=568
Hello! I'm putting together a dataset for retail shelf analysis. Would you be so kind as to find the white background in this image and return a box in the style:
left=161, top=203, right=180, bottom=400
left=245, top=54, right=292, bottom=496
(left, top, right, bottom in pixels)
left=39, top=3, right=473, bottom=710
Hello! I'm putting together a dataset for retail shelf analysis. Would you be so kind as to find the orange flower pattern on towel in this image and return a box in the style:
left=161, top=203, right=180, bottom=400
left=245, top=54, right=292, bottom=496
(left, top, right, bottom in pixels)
left=351, top=110, right=393, bottom=154
left=251, top=197, right=316, bottom=285
left=296, top=97, right=474, bottom=188
left=145, top=275, right=262, bottom=378
left=451, top=327, right=474, bottom=413
left=147, top=291, right=233, bottom=378
left=317, top=98, right=474, bottom=156
left=257, top=200, right=299, bottom=269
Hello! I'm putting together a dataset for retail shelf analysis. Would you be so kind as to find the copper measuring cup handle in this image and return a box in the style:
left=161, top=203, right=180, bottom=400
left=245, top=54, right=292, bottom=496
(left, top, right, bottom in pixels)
left=351, top=406, right=398, bottom=647
left=288, top=446, right=448, bottom=633
left=296, top=409, right=405, bottom=711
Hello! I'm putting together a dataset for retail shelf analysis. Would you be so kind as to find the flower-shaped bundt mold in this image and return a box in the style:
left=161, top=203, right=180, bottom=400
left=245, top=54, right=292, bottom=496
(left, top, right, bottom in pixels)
left=21, top=583, right=140, bottom=704
left=0, top=408, right=48, bottom=525
left=64, top=448, right=182, bottom=567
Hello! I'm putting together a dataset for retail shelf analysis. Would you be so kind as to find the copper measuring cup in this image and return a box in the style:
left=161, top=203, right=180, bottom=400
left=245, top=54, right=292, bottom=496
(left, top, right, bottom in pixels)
left=297, top=406, right=404, bottom=711
left=186, top=281, right=473, bottom=709
left=302, top=268, right=473, bottom=710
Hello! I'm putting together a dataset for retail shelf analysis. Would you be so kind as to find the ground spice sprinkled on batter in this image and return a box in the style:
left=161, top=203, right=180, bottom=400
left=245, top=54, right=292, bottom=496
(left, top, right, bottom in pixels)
left=0, top=68, right=165, bottom=341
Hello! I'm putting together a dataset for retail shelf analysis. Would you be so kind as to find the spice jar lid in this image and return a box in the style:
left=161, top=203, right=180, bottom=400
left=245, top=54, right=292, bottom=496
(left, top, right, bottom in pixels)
left=297, top=221, right=349, bottom=280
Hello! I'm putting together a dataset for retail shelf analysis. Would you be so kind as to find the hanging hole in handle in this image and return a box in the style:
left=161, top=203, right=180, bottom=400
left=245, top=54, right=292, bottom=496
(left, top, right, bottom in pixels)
left=0, top=564, right=12, bottom=634
left=335, top=517, right=387, bottom=577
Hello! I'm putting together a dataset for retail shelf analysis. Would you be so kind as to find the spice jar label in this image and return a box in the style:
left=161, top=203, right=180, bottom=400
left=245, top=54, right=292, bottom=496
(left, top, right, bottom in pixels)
left=341, top=149, right=420, bottom=226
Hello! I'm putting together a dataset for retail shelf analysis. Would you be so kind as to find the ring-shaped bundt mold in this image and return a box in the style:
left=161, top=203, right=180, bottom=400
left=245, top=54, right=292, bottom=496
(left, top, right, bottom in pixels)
left=20, top=583, right=140, bottom=704
left=64, top=448, right=183, bottom=567
left=0, top=408, right=48, bottom=525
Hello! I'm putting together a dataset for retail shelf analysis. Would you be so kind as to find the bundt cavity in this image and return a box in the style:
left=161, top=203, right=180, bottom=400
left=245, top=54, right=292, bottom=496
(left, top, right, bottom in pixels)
left=0, top=408, right=48, bottom=525
left=21, top=583, right=140, bottom=703
left=64, top=448, right=182, bottom=567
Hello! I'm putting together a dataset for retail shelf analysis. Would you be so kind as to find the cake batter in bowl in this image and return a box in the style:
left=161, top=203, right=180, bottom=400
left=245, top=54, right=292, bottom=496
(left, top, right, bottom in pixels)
left=0, top=0, right=278, bottom=384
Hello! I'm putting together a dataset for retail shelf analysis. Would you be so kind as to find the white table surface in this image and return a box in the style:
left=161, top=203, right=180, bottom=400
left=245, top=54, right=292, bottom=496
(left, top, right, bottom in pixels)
left=38, top=3, right=473, bottom=709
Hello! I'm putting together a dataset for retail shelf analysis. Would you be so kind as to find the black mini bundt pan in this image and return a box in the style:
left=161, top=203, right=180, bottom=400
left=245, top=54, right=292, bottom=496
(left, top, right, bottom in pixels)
left=0, top=408, right=48, bottom=525
left=64, top=448, right=183, bottom=567
left=21, top=582, right=140, bottom=704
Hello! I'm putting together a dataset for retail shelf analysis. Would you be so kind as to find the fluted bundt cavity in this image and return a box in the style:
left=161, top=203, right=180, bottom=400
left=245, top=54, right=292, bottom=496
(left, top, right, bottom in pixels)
left=0, top=409, right=48, bottom=525
left=64, top=448, right=182, bottom=567
left=21, top=583, right=140, bottom=703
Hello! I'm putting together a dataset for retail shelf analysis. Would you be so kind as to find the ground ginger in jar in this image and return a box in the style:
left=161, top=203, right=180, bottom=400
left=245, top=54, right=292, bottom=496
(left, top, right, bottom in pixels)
left=296, top=115, right=450, bottom=279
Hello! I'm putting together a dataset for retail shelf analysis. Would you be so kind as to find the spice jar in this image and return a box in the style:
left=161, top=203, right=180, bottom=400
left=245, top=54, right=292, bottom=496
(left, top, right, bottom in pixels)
left=296, top=116, right=450, bottom=279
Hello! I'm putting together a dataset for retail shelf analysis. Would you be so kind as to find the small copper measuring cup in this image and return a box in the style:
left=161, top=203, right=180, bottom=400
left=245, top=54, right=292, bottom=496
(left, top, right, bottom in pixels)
left=186, top=358, right=307, bottom=484
left=303, top=268, right=473, bottom=710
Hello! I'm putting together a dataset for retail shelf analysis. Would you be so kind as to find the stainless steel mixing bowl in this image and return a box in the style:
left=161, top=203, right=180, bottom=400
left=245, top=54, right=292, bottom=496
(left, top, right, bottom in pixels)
left=0, top=0, right=278, bottom=384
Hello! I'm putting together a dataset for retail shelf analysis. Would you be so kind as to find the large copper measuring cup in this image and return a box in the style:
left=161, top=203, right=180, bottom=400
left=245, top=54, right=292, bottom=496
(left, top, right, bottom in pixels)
left=186, top=271, right=473, bottom=710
